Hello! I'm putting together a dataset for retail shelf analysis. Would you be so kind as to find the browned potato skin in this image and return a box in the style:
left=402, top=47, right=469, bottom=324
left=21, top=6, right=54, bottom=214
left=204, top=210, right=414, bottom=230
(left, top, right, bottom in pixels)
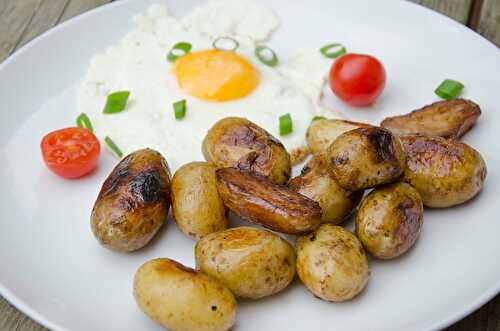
left=195, top=227, right=296, bottom=299
left=91, top=149, right=171, bottom=252
left=134, top=258, right=236, bottom=331
left=289, top=152, right=363, bottom=224
left=297, top=224, right=369, bottom=302
left=306, top=118, right=372, bottom=154
left=328, top=127, right=406, bottom=191
left=401, top=135, right=487, bottom=208
left=216, top=168, right=322, bottom=235
left=381, top=99, right=481, bottom=139
left=202, top=117, right=291, bottom=184
left=356, top=183, right=424, bottom=259
left=171, top=162, right=227, bottom=239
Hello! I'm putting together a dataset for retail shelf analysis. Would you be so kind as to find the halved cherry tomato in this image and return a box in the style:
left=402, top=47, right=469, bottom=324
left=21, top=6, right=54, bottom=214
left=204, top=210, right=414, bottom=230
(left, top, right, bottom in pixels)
left=41, top=127, right=100, bottom=179
left=329, top=53, right=386, bottom=106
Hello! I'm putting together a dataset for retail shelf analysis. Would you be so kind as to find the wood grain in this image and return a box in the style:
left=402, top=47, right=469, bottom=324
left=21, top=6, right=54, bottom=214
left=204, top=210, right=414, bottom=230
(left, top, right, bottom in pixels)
left=0, top=0, right=43, bottom=62
left=477, top=0, right=500, bottom=46
left=0, top=296, right=46, bottom=331
left=0, top=0, right=498, bottom=330
left=59, top=0, right=112, bottom=22
left=16, top=0, right=70, bottom=49
left=409, top=0, right=473, bottom=23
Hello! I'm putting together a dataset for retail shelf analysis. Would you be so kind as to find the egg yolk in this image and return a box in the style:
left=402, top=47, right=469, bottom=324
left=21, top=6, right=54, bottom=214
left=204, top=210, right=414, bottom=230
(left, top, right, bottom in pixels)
left=173, top=49, right=259, bottom=102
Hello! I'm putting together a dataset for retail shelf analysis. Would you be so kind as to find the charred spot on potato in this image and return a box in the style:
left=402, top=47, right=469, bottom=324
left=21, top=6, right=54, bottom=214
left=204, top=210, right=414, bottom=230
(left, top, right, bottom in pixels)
left=102, top=156, right=130, bottom=196
left=129, top=169, right=164, bottom=203
left=333, top=152, right=349, bottom=166
left=211, top=305, right=217, bottom=311
left=364, top=128, right=396, bottom=162
left=221, top=124, right=256, bottom=147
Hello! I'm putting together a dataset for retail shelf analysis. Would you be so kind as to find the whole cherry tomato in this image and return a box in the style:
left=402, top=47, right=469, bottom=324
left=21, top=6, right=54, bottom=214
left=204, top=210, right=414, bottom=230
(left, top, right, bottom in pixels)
left=329, top=53, right=386, bottom=106
left=41, top=127, right=100, bottom=179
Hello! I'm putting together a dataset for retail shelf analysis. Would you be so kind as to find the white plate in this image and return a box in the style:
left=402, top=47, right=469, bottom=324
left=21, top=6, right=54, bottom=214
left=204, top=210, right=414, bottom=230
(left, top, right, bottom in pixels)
left=1, top=0, right=499, bottom=330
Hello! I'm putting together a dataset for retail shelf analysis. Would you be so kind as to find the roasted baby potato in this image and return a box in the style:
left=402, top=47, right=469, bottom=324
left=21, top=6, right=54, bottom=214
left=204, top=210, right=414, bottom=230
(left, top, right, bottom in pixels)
left=381, top=99, right=481, bottom=139
left=195, top=227, right=296, bottom=299
left=401, top=135, right=487, bottom=208
left=216, top=167, right=322, bottom=235
left=202, top=117, right=291, bottom=184
left=91, top=148, right=171, bottom=252
left=306, top=118, right=372, bottom=154
left=297, top=224, right=369, bottom=302
left=328, top=127, right=406, bottom=191
left=134, top=258, right=236, bottom=331
left=289, top=152, right=363, bottom=224
left=356, top=182, right=424, bottom=259
left=171, top=162, right=227, bottom=239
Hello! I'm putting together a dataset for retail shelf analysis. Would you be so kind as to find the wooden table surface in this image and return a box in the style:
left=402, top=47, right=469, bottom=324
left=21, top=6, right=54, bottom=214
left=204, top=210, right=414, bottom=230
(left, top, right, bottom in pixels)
left=0, top=0, right=499, bottom=330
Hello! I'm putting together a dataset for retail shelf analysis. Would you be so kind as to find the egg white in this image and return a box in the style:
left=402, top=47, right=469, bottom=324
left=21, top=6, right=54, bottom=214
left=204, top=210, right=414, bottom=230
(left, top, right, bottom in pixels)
left=78, top=0, right=338, bottom=171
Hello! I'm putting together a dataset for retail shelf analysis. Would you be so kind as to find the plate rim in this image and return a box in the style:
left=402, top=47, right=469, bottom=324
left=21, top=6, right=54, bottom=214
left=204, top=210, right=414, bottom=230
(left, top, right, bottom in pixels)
left=0, top=0, right=499, bottom=330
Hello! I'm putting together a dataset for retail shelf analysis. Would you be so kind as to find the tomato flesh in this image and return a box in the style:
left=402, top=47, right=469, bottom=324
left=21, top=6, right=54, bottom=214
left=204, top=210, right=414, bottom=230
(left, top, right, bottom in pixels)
left=41, top=127, right=100, bottom=179
left=329, top=53, right=386, bottom=106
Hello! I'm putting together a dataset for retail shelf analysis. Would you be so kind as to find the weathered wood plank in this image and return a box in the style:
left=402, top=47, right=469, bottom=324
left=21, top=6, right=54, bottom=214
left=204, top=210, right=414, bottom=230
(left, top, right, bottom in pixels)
left=0, top=296, right=46, bottom=331
left=58, top=0, right=113, bottom=23
left=477, top=0, right=500, bottom=46
left=15, top=0, right=70, bottom=50
left=409, top=0, right=473, bottom=24
left=0, top=0, right=43, bottom=62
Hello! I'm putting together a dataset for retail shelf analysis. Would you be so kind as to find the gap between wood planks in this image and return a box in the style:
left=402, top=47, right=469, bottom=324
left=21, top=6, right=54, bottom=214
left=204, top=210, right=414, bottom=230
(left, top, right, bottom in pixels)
left=468, top=0, right=484, bottom=30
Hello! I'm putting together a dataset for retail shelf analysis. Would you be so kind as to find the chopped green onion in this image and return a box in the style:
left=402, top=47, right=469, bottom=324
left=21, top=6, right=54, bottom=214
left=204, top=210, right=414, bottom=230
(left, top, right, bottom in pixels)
left=76, top=112, right=94, bottom=132
left=311, top=116, right=327, bottom=122
left=173, top=99, right=187, bottom=120
left=279, top=113, right=293, bottom=136
left=103, top=91, right=130, bottom=114
left=319, top=43, right=347, bottom=59
left=104, top=136, right=123, bottom=158
left=435, top=79, right=464, bottom=100
left=167, top=41, right=192, bottom=62
left=255, top=46, right=279, bottom=67
left=212, top=36, right=239, bottom=52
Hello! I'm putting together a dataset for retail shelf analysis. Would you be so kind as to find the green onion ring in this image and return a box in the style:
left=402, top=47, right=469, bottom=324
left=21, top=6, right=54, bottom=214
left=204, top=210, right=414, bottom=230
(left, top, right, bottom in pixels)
left=434, top=79, right=464, bottom=100
left=104, top=136, right=123, bottom=158
left=103, top=91, right=130, bottom=114
left=319, top=43, right=347, bottom=59
left=173, top=99, right=187, bottom=120
left=212, top=36, right=240, bottom=52
left=76, top=112, right=94, bottom=132
left=167, top=42, right=192, bottom=62
left=255, top=45, right=279, bottom=67
left=279, top=113, right=293, bottom=136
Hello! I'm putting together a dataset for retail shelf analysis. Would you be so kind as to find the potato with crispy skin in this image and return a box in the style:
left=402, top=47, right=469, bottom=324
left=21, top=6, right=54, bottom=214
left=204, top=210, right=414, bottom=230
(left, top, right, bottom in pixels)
left=328, top=127, right=406, bottom=191
left=356, top=182, right=424, bottom=259
left=289, top=152, right=363, bottom=224
left=202, top=117, right=291, bottom=184
left=306, top=118, right=372, bottom=154
left=134, top=258, right=236, bottom=331
left=381, top=99, right=481, bottom=139
left=216, top=168, right=322, bottom=235
left=401, top=135, right=487, bottom=208
left=297, top=224, right=369, bottom=302
left=195, top=227, right=296, bottom=299
left=171, top=162, right=227, bottom=239
left=91, top=149, right=171, bottom=252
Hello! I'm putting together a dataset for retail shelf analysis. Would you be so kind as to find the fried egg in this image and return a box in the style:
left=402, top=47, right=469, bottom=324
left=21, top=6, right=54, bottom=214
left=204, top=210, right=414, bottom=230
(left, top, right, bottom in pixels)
left=78, top=0, right=336, bottom=170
